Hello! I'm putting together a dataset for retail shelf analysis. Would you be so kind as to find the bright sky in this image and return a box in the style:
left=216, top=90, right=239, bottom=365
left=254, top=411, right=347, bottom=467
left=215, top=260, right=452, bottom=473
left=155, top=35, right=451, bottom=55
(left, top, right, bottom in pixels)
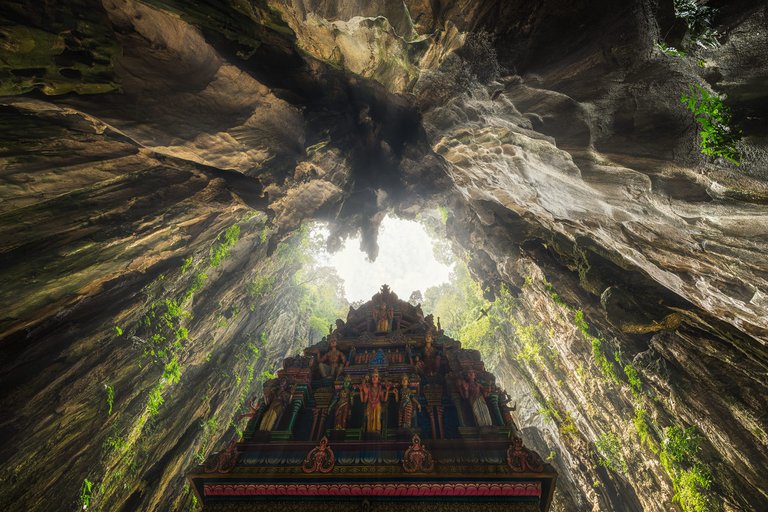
left=312, top=216, right=454, bottom=303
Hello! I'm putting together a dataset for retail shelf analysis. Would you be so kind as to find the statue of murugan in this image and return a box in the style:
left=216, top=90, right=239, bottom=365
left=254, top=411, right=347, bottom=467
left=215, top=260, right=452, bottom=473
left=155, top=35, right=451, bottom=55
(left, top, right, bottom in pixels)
left=358, top=368, right=392, bottom=433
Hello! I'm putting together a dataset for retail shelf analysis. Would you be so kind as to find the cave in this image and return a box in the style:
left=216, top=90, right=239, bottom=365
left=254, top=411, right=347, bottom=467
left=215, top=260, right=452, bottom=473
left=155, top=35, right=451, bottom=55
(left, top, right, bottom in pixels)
left=1, top=1, right=767, bottom=511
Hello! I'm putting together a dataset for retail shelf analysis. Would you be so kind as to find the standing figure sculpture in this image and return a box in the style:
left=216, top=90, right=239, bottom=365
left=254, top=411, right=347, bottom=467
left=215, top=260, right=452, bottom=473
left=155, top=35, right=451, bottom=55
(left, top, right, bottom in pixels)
left=329, top=374, right=355, bottom=430
left=397, top=374, right=422, bottom=429
left=421, top=329, right=442, bottom=381
left=318, top=333, right=346, bottom=379
left=459, top=370, right=493, bottom=427
left=372, top=301, right=394, bottom=333
left=359, top=369, right=392, bottom=433
left=259, top=379, right=291, bottom=431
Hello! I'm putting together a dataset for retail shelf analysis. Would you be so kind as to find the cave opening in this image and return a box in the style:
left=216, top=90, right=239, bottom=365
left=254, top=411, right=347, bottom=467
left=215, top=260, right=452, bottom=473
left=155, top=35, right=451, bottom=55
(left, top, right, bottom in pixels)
left=310, top=213, right=455, bottom=303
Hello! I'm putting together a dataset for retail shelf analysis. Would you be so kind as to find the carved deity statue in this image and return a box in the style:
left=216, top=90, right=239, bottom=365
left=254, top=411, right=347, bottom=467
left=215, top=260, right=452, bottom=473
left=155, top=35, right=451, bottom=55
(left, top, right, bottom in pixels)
left=358, top=368, right=392, bottom=433
left=329, top=374, right=355, bottom=430
left=397, top=374, right=422, bottom=429
left=259, top=380, right=291, bottom=431
left=372, top=301, right=394, bottom=333
left=318, top=334, right=346, bottom=379
left=458, top=370, right=493, bottom=427
left=499, top=389, right=517, bottom=427
left=421, top=329, right=442, bottom=380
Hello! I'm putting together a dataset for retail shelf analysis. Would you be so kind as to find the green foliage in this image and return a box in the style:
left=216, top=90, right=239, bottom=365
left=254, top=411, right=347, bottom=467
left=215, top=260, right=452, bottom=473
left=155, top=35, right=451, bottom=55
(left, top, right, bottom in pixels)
left=662, top=426, right=702, bottom=466
left=596, top=432, right=628, bottom=474
left=515, top=322, right=544, bottom=364
left=163, top=357, right=181, bottom=385
left=660, top=425, right=719, bottom=512
left=634, top=406, right=657, bottom=453
left=559, top=411, right=579, bottom=442
left=673, top=0, right=720, bottom=49
left=624, top=363, right=642, bottom=397
left=114, top=326, right=123, bottom=336
left=676, top=465, right=715, bottom=512
left=104, top=433, right=127, bottom=454
left=247, top=275, right=275, bottom=300
left=573, top=309, right=589, bottom=334
left=104, top=384, right=114, bottom=415
left=539, top=398, right=562, bottom=423
left=209, top=224, right=241, bottom=268
left=656, top=41, right=687, bottom=57
left=261, top=368, right=277, bottom=381
left=575, top=310, right=619, bottom=383
left=147, top=384, right=164, bottom=417
left=459, top=315, right=491, bottom=348
left=591, top=337, right=618, bottom=382
left=181, top=257, right=193, bottom=273
left=681, top=84, right=741, bottom=165
left=80, top=478, right=94, bottom=510
left=183, top=272, right=208, bottom=303
left=437, top=206, right=449, bottom=224
left=543, top=279, right=568, bottom=308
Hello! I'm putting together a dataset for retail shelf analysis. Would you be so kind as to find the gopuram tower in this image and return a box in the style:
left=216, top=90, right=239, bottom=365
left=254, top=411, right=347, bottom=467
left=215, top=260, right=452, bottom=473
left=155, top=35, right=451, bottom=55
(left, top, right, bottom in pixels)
left=189, top=285, right=557, bottom=511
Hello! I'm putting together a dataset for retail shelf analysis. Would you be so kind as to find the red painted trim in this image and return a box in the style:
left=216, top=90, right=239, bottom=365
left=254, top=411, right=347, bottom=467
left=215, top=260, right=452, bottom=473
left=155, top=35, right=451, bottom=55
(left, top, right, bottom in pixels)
left=204, top=482, right=541, bottom=497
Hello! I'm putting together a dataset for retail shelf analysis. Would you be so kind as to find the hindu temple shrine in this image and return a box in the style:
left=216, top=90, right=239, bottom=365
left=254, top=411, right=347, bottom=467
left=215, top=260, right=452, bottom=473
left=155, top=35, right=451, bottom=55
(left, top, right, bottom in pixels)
left=189, top=285, right=556, bottom=510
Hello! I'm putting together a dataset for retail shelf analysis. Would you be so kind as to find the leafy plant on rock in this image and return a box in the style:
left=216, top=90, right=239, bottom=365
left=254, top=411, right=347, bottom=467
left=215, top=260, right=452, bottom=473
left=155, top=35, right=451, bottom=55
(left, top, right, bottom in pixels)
left=660, top=425, right=719, bottom=512
left=681, top=84, right=741, bottom=165
left=596, top=432, right=628, bottom=474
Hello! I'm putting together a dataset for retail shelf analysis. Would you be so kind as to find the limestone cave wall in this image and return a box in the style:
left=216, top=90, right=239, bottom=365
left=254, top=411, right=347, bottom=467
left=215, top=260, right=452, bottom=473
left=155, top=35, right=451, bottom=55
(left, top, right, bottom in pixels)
left=0, top=0, right=766, bottom=511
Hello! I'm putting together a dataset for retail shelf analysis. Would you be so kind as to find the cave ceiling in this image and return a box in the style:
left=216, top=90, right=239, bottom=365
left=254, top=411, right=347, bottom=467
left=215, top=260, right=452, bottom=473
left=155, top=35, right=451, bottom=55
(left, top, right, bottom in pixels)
left=0, top=0, right=767, bottom=511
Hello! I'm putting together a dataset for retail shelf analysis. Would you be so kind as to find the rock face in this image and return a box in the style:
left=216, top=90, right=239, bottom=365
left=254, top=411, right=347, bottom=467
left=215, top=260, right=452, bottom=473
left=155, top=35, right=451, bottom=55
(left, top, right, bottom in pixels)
left=0, top=0, right=766, bottom=511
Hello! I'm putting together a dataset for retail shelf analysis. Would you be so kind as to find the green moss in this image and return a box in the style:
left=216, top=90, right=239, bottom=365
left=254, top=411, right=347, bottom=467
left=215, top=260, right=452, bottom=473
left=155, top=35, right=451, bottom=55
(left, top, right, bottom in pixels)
left=104, top=384, right=115, bottom=415
left=0, top=20, right=119, bottom=97
left=543, top=278, right=568, bottom=308
left=209, top=224, right=240, bottom=267
left=633, top=406, right=657, bottom=453
left=247, top=275, right=275, bottom=300
left=596, top=432, right=628, bottom=474
left=624, top=363, right=642, bottom=397
left=575, top=309, right=619, bottom=383
left=181, top=257, right=193, bottom=273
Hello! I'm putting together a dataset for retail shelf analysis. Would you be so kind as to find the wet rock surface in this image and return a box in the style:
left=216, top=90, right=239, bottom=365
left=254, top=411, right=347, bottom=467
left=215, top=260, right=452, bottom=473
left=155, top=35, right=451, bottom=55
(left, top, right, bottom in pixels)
left=1, top=0, right=767, bottom=510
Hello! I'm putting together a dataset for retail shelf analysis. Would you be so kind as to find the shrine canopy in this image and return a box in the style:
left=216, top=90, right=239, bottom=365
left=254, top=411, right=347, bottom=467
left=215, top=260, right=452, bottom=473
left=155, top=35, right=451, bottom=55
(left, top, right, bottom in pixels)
left=189, top=285, right=557, bottom=511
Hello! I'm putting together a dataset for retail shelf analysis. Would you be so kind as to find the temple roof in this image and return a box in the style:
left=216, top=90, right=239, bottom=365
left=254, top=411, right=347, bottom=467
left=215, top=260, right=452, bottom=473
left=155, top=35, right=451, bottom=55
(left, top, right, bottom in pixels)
left=189, top=285, right=557, bottom=511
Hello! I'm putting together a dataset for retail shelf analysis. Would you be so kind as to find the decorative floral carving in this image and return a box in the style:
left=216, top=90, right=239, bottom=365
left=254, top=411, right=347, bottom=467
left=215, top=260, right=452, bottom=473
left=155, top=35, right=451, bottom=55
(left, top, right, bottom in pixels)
left=204, top=438, right=239, bottom=473
left=506, top=437, right=544, bottom=472
left=402, top=434, right=434, bottom=473
left=302, top=436, right=335, bottom=473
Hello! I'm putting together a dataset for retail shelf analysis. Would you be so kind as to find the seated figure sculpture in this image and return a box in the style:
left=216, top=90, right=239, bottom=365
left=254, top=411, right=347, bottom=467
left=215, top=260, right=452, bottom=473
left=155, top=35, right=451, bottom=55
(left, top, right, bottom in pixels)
left=318, top=333, right=346, bottom=379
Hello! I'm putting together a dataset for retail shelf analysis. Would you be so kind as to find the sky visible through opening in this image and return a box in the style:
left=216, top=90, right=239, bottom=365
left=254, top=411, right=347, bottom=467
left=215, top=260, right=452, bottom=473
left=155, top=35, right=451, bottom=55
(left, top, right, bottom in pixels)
left=312, top=215, right=454, bottom=303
